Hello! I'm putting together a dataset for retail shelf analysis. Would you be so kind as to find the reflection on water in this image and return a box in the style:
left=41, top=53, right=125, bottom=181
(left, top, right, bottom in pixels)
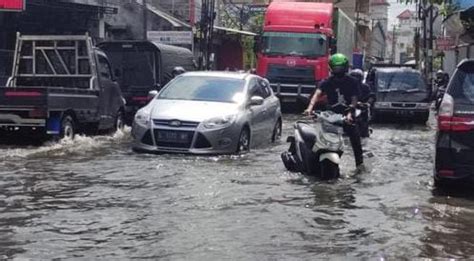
left=0, top=116, right=474, bottom=259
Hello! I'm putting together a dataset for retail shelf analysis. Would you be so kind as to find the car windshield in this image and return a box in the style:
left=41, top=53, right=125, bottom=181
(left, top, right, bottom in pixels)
left=106, top=50, right=156, bottom=88
left=449, top=62, right=474, bottom=104
left=262, top=32, right=327, bottom=58
left=376, top=70, right=426, bottom=92
left=157, top=76, right=245, bottom=103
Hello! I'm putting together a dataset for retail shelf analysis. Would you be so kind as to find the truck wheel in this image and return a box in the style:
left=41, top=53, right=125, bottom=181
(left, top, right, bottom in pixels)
left=114, top=111, right=125, bottom=132
left=60, top=115, right=75, bottom=140
left=320, top=159, right=340, bottom=180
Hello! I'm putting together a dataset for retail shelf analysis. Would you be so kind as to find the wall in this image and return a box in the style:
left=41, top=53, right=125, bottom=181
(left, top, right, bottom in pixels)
left=443, top=44, right=473, bottom=76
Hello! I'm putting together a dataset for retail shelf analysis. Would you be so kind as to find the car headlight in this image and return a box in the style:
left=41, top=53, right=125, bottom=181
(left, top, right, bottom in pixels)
left=375, top=102, right=391, bottom=108
left=134, top=109, right=151, bottom=127
left=203, top=114, right=237, bottom=129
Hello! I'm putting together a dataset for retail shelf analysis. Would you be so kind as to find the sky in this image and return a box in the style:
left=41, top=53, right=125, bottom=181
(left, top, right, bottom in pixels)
left=387, top=0, right=416, bottom=28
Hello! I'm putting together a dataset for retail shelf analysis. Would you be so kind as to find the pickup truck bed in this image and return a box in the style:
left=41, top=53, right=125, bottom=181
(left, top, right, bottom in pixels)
left=0, top=86, right=99, bottom=133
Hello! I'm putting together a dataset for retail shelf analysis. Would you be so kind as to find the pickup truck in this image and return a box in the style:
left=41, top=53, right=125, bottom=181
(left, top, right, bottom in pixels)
left=0, top=34, right=125, bottom=141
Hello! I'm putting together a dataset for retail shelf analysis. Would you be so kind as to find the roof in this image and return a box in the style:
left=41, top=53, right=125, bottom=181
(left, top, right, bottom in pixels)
left=375, top=67, right=420, bottom=74
left=397, top=9, right=414, bottom=19
left=146, top=3, right=190, bottom=28
left=456, top=0, right=474, bottom=10
left=214, top=26, right=257, bottom=36
left=183, top=71, right=252, bottom=80
left=264, top=2, right=334, bottom=33
left=371, top=0, right=390, bottom=6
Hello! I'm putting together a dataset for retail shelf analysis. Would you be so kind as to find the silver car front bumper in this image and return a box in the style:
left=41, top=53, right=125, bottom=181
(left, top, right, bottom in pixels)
left=132, top=119, right=243, bottom=154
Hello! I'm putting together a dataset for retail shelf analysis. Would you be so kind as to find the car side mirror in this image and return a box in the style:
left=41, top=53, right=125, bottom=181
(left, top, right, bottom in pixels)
left=250, top=96, right=264, bottom=106
left=148, top=90, right=158, bottom=100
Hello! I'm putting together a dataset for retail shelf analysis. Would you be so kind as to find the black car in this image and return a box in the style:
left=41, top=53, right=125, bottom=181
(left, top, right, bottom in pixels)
left=435, top=59, right=474, bottom=186
left=98, top=41, right=196, bottom=124
left=371, top=67, right=431, bottom=123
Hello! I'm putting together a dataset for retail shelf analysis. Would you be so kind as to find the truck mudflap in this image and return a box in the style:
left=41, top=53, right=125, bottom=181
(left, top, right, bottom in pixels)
left=270, top=83, right=315, bottom=103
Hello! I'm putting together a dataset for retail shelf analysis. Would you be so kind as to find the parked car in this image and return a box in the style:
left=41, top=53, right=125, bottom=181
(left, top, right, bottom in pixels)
left=434, top=59, right=474, bottom=187
left=132, top=71, right=282, bottom=154
left=0, top=34, right=125, bottom=140
left=371, top=67, right=431, bottom=123
left=97, top=40, right=195, bottom=124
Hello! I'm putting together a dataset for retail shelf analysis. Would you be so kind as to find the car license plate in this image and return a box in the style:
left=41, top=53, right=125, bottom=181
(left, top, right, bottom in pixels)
left=282, top=97, right=297, bottom=103
left=397, top=110, right=410, bottom=116
left=156, top=131, right=190, bottom=143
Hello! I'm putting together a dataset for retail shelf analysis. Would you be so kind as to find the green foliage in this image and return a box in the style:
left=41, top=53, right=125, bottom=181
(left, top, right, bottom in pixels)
left=241, top=36, right=256, bottom=69
left=433, top=56, right=443, bottom=71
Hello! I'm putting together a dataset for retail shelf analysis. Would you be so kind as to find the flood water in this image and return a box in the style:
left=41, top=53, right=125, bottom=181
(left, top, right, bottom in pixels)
left=1, top=114, right=474, bottom=259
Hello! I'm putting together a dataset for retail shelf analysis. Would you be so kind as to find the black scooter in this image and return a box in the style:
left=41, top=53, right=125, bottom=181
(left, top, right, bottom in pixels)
left=281, top=105, right=361, bottom=179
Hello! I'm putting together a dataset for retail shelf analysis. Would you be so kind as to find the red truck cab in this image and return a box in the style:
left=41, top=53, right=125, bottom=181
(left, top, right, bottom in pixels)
left=256, top=2, right=334, bottom=105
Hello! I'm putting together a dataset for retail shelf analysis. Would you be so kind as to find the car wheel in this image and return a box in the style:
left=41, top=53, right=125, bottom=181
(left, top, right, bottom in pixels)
left=320, top=159, right=340, bottom=180
left=114, top=111, right=125, bottom=132
left=60, top=115, right=75, bottom=140
left=271, top=119, right=282, bottom=142
left=237, top=127, right=250, bottom=153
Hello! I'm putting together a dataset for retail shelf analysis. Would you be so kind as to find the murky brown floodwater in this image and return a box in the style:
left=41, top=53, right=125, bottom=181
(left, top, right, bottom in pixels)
left=1, top=114, right=473, bottom=259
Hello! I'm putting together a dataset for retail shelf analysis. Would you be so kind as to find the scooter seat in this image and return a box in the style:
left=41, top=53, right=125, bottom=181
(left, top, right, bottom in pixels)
left=297, top=123, right=317, bottom=147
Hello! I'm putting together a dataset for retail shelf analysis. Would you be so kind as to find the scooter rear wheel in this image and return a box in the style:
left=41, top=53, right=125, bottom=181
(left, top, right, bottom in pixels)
left=320, top=159, right=340, bottom=180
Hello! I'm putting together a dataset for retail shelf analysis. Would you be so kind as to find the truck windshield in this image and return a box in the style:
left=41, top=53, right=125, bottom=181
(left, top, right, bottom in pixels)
left=106, top=50, right=156, bottom=89
left=262, top=32, right=327, bottom=58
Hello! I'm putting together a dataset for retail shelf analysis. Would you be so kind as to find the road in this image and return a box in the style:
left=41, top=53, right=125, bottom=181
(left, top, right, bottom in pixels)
left=1, top=114, right=473, bottom=259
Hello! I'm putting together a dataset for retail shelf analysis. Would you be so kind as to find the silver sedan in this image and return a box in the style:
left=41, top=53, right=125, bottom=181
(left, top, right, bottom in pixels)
left=131, top=71, right=282, bottom=154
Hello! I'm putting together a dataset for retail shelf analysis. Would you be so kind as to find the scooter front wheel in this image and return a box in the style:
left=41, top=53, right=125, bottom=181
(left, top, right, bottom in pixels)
left=320, top=159, right=340, bottom=180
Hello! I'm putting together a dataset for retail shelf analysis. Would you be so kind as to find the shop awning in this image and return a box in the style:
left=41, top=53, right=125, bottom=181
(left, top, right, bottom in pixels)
left=443, top=4, right=474, bottom=44
left=214, top=26, right=257, bottom=36
left=146, top=3, right=190, bottom=28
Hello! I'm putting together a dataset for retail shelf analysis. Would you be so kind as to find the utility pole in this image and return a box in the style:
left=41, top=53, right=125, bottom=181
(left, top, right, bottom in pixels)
left=354, top=0, right=359, bottom=51
left=143, top=0, right=148, bottom=40
left=421, top=0, right=427, bottom=78
left=198, top=0, right=216, bottom=70
left=392, top=25, right=397, bottom=63
left=428, top=3, right=434, bottom=84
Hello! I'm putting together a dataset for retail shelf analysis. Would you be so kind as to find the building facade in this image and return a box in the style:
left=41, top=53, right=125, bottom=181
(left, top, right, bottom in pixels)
left=394, top=9, right=419, bottom=64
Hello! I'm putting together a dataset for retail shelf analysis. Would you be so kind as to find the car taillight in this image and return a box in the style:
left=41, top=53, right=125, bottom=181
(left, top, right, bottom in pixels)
left=5, top=91, right=42, bottom=97
left=438, top=94, right=474, bottom=132
left=438, top=169, right=454, bottom=177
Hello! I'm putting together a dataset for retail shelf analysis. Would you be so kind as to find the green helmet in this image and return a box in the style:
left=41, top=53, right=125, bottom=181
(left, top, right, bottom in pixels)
left=329, top=53, right=349, bottom=75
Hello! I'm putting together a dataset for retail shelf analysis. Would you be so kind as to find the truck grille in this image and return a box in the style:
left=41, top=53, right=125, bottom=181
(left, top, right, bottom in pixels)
left=266, top=64, right=315, bottom=84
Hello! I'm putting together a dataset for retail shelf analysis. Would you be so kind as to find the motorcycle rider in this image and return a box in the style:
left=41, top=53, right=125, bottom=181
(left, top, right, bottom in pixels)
left=435, top=70, right=449, bottom=87
left=349, top=68, right=373, bottom=138
left=172, top=66, right=186, bottom=78
left=434, top=70, right=450, bottom=110
left=304, top=53, right=365, bottom=171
